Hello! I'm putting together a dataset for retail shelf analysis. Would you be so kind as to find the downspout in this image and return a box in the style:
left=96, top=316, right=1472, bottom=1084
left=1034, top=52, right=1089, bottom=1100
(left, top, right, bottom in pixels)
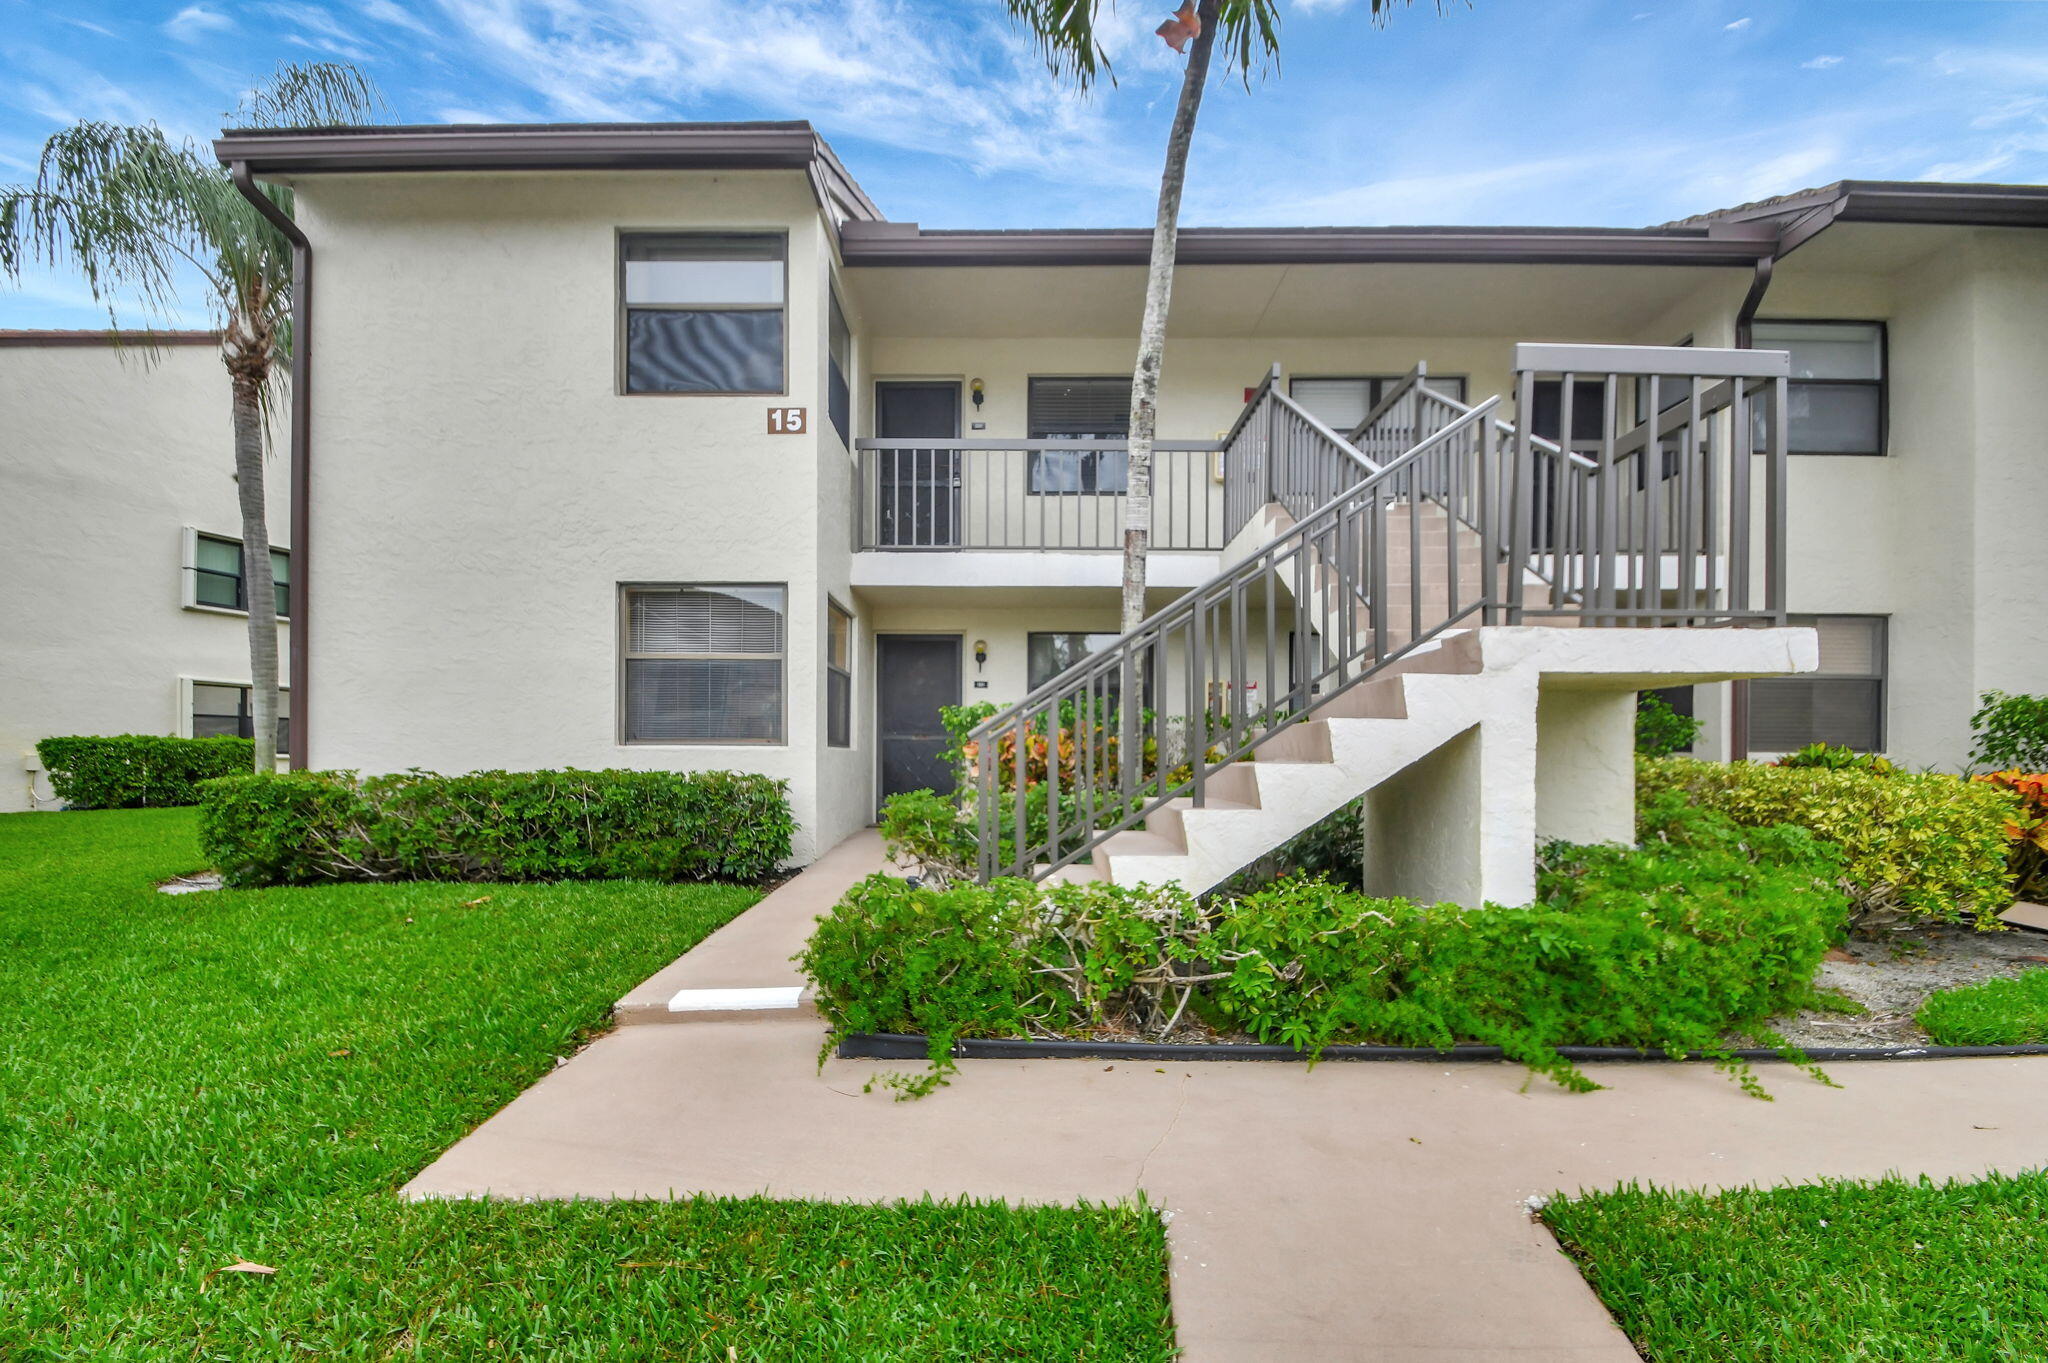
left=1727, top=248, right=1776, bottom=761
left=230, top=162, right=313, bottom=769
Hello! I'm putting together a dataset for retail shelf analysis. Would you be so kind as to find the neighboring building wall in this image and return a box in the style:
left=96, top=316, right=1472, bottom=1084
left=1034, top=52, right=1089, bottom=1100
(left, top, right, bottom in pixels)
left=0, top=338, right=291, bottom=811
left=291, top=170, right=848, bottom=860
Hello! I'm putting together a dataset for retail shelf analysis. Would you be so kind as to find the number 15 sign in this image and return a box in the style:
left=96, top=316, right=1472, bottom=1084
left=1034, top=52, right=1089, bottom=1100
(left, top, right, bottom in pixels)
left=766, top=407, right=807, bottom=434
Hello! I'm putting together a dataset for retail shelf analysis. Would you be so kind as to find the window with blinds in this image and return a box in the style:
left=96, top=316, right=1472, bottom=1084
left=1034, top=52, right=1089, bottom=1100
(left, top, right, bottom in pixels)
left=1028, top=377, right=1131, bottom=494
left=1289, top=375, right=1469, bottom=433
left=190, top=532, right=289, bottom=617
left=1752, top=321, right=1886, bottom=455
left=622, top=585, right=786, bottom=743
left=1749, top=614, right=1886, bottom=753
left=192, top=682, right=289, bottom=753
left=620, top=234, right=786, bottom=394
left=827, top=598, right=853, bottom=749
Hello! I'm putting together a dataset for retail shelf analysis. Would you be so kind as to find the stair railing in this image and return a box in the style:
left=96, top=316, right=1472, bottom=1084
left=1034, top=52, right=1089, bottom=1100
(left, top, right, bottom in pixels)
left=967, top=399, right=1506, bottom=882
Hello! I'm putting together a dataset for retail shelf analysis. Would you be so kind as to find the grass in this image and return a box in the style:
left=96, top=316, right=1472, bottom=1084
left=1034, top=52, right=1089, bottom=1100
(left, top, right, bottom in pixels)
left=1542, top=1170, right=2048, bottom=1361
left=1917, top=968, right=2048, bottom=1045
left=0, top=809, right=1176, bottom=1360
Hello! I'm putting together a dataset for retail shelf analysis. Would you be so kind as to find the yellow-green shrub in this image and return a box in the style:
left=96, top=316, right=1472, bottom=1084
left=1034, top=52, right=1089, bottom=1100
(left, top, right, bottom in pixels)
left=1637, top=756, right=2019, bottom=927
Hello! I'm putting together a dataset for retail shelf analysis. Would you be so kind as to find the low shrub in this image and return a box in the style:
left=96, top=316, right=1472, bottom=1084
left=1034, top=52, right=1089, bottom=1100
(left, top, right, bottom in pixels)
left=1975, top=770, right=2048, bottom=902
left=1637, top=756, right=2019, bottom=929
left=200, top=768, right=793, bottom=887
left=1971, top=690, right=2048, bottom=772
left=1773, top=742, right=1896, bottom=776
left=36, top=734, right=255, bottom=809
left=1634, top=693, right=1702, bottom=757
left=802, top=800, right=1844, bottom=1097
left=1916, top=969, right=2048, bottom=1046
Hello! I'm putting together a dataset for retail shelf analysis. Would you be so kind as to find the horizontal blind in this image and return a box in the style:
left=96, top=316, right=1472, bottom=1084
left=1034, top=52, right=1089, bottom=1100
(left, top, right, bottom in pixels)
left=1028, top=377, right=1131, bottom=438
left=1289, top=378, right=1373, bottom=432
left=630, top=587, right=784, bottom=655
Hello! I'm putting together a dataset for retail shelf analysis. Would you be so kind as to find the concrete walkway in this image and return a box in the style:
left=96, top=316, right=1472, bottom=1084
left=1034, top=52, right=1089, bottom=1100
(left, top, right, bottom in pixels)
left=409, top=837, right=2048, bottom=1361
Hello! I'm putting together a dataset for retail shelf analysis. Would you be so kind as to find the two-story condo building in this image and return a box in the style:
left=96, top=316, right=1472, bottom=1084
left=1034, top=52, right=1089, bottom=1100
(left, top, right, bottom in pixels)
left=157, top=122, right=2048, bottom=870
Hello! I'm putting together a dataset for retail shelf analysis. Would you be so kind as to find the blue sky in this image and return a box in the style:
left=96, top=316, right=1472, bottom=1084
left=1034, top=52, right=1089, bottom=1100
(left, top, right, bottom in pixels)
left=5, top=0, right=2046, bottom=327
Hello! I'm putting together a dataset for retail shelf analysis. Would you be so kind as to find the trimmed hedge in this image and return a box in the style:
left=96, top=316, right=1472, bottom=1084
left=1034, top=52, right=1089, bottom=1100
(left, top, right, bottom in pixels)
left=803, top=798, right=1845, bottom=1096
left=199, top=768, right=793, bottom=887
left=36, top=734, right=254, bottom=809
left=1638, top=756, right=2019, bottom=928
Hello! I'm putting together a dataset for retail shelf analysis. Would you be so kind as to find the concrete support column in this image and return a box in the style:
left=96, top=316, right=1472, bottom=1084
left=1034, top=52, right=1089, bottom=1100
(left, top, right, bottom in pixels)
left=1533, top=686, right=1638, bottom=847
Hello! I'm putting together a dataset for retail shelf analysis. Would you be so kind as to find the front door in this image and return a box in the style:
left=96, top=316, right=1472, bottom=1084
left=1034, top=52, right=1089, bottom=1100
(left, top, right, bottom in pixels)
left=874, top=381, right=961, bottom=547
left=876, top=634, right=962, bottom=806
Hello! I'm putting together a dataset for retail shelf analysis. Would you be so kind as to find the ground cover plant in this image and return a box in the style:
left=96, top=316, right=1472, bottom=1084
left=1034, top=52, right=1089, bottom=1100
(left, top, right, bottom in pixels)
left=1916, top=967, right=2048, bottom=1045
left=804, top=797, right=1846, bottom=1097
left=36, top=733, right=253, bottom=808
left=1542, top=1170, right=2048, bottom=1361
left=200, top=766, right=793, bottom=886
left=1637, top=755, right=2018, bottom=928
left=0, top=809, right=1176, bottom=1360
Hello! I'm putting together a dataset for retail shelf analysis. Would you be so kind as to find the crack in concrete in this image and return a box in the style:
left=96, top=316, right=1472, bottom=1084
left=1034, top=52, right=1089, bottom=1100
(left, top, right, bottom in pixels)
left=1134, top=1072, right=1192, bottom=1192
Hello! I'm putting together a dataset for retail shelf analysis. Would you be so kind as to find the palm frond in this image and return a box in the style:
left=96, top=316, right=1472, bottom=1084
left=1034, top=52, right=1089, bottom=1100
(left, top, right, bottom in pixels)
left=1004, top=0, right=1115, bottom=90
left=229, top=61, right=385, bottom=130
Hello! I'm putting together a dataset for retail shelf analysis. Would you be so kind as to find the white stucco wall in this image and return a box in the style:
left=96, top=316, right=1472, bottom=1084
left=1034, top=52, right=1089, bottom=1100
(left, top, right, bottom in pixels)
left=0, top=339, right=291, bottom=811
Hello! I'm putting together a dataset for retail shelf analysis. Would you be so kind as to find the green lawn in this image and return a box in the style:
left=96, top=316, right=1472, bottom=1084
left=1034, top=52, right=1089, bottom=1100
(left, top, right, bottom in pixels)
left=1918, top=969, right=2048, bottom=1045
left=0, top=809, right=1175, bottom=1360
left=1543, top=1171, right=2048, bottom=1361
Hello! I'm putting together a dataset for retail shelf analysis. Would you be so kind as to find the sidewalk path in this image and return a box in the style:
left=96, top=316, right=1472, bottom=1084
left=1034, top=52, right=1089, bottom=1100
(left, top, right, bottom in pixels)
left=409, top=838, right=2048, bottom=1361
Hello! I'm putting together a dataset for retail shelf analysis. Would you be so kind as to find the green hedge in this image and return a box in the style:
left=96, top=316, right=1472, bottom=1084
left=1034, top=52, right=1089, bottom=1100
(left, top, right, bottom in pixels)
left=1637, top=756, right=2018, bottom=927
left=36, top=734, right=254, bottom=809
left=199, top=768, right=793, bottom=887
left=802, top=799, right=1845, bottom=1096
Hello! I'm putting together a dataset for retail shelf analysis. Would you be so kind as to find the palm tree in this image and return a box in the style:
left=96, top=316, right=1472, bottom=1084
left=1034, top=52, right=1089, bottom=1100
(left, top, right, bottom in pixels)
left=1, top=64, right=380, bottom=771
left=1005, top=0, right=1410, bottom=630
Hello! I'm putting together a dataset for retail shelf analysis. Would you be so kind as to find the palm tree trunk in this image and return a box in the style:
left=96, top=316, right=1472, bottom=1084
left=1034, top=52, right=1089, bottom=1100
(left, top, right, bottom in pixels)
left=1121, top=0, right=1220, bottom=635
left=228, top=365, right=280, bottom=772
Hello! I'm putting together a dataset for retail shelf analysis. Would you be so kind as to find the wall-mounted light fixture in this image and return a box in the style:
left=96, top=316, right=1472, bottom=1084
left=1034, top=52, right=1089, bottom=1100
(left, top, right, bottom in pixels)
left=973, top=639, right=988, bottom=672
left=970, top=378, right=985, bottom=410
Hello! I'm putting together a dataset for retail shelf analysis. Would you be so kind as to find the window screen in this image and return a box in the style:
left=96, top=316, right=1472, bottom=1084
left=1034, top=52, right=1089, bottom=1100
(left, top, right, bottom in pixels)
left=192, top=533, right=289, bottom=617
left=828, top=288, right=851, bottom=446
left=1749, top=614, right=1886, bottom=753
left=192, top=682, right=289, bottom=753
left=1289, top=375, right=1468, bottom=433
left=1752, top=321, right=1885, bottom=455
left=621, top=234, right=785, bottom=394
left=1028, top=377, right=1130, bottom=493
left=827, top=599, right=852, bottom=749
left=623, top=585, right=786, bottom=743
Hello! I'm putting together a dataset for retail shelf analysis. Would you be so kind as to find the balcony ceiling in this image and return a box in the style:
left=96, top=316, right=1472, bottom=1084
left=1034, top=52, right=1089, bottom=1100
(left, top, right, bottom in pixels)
left=842, top=261, right=1747, bottom=340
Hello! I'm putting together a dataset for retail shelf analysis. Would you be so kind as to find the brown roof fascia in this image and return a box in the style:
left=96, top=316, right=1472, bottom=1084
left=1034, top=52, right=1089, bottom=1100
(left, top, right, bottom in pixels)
left=838, top=222, right=1776, bottom=269
left=0, top=328, right=221, bottom=347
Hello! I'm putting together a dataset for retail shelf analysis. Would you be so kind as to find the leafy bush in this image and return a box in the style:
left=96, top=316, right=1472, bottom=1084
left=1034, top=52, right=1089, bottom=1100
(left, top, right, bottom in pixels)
left=1917, top=968, right=2048, bottom=1046
left=1972, top=691, right=2048, bottom=772
left=1635, top=693, right=1702, bottom=757
left=803, top=800, right=1844, bottom=1096
left=1975, top=770, right=2048, bottom=902
left=200, top=768, right=793, bottom=887
left=36, top=734, right=254, bottom=809
left=1773, top=742, right=1896, bottom=776
left=1638, top=756, right=2019, bottom=928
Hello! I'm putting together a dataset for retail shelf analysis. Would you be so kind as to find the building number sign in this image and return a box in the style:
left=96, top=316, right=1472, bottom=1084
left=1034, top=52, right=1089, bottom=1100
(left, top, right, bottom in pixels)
left=766, top=407, right=807, bottom=434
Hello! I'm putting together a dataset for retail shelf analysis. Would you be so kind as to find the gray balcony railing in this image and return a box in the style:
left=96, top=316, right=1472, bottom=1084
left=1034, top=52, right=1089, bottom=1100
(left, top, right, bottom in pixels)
left=852, top=439, right=1226, bottom=552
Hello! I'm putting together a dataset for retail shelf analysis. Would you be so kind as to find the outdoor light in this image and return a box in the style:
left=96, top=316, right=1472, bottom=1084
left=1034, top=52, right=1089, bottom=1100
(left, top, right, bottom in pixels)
left=974, top=639, right=988, bottom=672
left=970, top=378, right=985, bottom=410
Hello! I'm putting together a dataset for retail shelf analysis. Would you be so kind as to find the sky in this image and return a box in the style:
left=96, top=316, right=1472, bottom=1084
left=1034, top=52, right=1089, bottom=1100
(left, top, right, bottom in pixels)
left=4, top=0, right=2047, bottom=328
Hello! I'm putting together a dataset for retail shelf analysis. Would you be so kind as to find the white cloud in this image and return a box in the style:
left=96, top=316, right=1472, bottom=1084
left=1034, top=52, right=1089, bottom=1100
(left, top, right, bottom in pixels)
left=1724, top=17, right=1752, bottom=33
left=356, top=0, right=437, bottom=37
left=1922, top=150, right=2019, bottom=181
left=1801, top=54, right=1842, bottom=70
left=163, top=5, right=236, bottom=41
left=59, top=17, right=122, bottom=38
left=1294, top=0, right=1353, bottom=14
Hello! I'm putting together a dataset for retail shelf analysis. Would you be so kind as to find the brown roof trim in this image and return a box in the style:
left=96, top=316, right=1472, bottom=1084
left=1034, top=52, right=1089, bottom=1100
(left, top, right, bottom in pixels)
left=212, top=121, right=883, bottom=221
left=839, top=222, right=1776, bottom=269
left=0, top=328, right=220, bottom=347
left=1831, top=180, right=2048, bottom=228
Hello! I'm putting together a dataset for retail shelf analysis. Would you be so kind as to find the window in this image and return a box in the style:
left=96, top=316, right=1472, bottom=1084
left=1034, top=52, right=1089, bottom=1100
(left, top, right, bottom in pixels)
left=827, top=598, right=853, bottom=748
left=1752, top=321, right=1885, bottom=455
left=1530, top=378, right=1611, bottom=448
left=1289, top=375, right=1468, bottom=433
left=620, top=234, right=785, bottom=394
left=1028, top=377, right=1130, bottom=494
left=1027, top=631, right=1152, bottom=707
left=827, top=288, right=852, bottom=446
left=1749, top=615, right=1886, bottom=753
left=622, top=585, right=786, bottom=744
left=191, top=682, right=289, bottom=754
left=189, top=531, right=289, bottom=617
